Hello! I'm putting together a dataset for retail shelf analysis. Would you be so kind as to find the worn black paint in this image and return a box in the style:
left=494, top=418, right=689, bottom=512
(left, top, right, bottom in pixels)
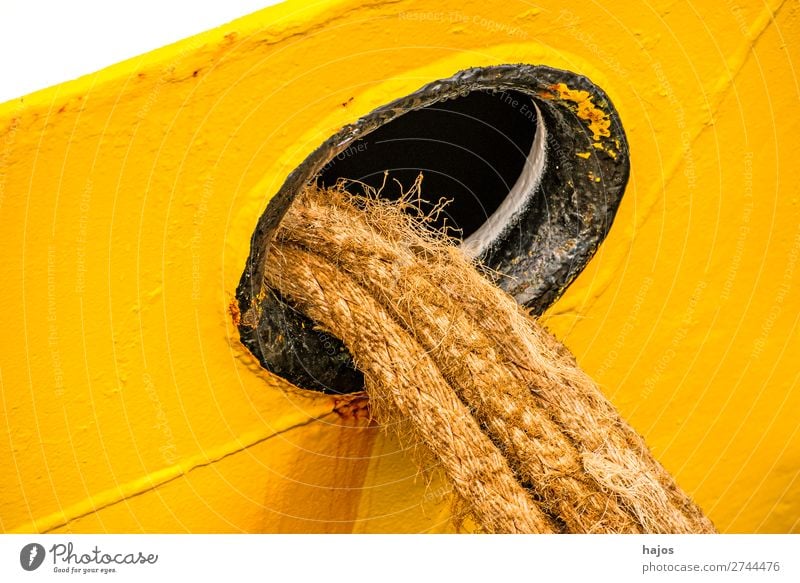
left=236, top=64, right=630, bottom=394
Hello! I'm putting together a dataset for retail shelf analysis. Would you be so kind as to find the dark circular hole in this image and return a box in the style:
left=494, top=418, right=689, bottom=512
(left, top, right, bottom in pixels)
left=318, top=89, right=538, bottom=238
left=238, top=65, right=630, bottom=398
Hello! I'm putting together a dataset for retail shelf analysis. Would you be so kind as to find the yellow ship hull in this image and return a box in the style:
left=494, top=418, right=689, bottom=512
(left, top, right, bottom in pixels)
left=1, top=0, right=797, bottom=533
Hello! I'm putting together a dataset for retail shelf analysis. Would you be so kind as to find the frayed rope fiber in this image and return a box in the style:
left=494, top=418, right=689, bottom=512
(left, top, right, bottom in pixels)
left=261, top=184, right=716, bottom=534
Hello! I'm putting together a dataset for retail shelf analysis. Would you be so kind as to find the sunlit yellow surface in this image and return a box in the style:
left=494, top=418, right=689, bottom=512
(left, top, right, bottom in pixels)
left=1, top=0, right=797, bottom=533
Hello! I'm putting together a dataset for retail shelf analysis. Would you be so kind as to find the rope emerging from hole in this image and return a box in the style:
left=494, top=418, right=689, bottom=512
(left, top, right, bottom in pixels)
left=261, top=184, right=716, bottom=534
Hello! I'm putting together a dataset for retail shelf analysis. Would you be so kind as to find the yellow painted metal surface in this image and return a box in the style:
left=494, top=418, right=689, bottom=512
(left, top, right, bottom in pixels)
left=1, top=0, right=798, bottom=533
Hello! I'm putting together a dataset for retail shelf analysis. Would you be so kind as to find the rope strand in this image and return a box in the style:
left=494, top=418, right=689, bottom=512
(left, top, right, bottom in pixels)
left=258, top=185, right=715, bottom=534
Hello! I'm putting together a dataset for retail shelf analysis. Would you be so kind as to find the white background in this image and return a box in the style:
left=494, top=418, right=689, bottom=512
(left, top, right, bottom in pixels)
left=0, top=0, right=284, bottom=103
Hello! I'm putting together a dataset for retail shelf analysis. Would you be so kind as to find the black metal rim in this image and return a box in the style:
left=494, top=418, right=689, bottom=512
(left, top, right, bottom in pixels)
left=236, top=64, right=630, bottom=394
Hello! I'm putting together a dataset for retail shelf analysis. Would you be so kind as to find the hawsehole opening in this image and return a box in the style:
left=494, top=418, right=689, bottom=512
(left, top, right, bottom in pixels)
left=318, top=89, right=539, bottom=239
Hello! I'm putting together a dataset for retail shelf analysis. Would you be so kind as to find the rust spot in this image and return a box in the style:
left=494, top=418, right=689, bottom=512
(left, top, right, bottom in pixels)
left=228, top=299, right=241, bottom=327
left=546, top=83, right=612, bottom=142
left=341, top=97, right=354, bottom=108
left=333, top=393, right=371, bottom=421
left=58, top=105, right=67, bottom=114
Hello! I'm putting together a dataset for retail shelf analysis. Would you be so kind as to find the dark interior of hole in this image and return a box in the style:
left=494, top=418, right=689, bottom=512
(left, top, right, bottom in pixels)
left=318, top=90, right=538, bottom=239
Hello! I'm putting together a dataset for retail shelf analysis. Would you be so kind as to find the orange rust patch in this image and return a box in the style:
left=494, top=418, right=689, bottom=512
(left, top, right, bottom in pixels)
left=228, top=299, right=241, bottom=327
left=333, top=393, right=372, bottom=422
left=547, top=83, right=612, bottom=142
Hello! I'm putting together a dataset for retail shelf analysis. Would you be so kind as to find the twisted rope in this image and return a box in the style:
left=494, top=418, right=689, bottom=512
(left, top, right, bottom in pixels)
left=260, top=185, right=715, bottom=534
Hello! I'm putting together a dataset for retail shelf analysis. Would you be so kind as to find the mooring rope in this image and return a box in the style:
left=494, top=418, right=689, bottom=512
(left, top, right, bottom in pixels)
left=262, top=184, right=716, bottom=534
